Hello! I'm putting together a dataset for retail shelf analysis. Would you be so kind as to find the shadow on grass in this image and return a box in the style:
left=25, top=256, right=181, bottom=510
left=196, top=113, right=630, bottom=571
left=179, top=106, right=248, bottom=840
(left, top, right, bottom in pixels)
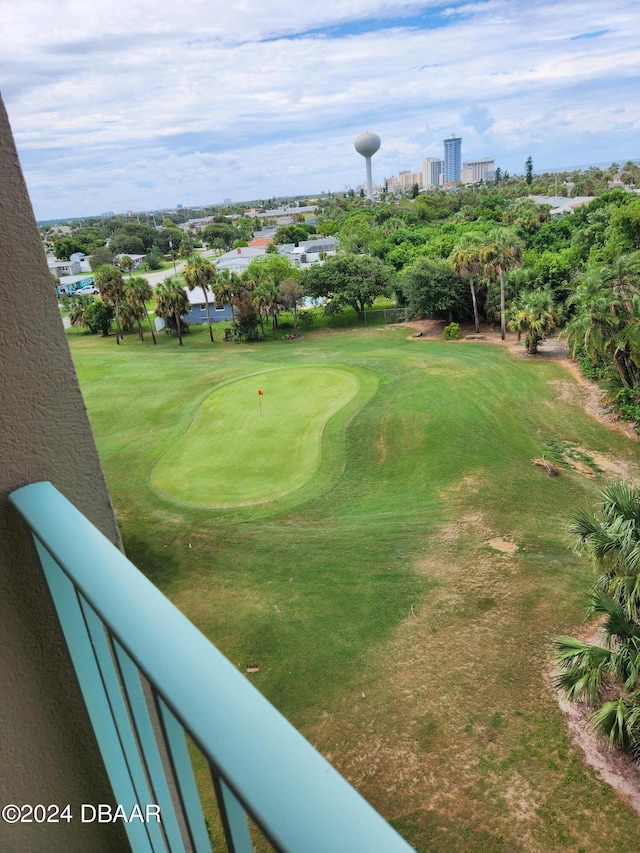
left=123, top=534, right=184, bottom=589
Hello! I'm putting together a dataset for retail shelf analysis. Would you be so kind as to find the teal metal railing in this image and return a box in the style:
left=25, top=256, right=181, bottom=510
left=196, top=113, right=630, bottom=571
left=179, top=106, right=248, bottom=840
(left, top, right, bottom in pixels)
left=10, top=482, right=413, bottom=853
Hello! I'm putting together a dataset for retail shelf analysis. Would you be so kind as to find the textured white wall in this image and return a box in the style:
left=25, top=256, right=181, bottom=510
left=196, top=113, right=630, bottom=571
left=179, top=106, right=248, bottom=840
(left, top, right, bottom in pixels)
left=0, top=96, right=127, bottom=851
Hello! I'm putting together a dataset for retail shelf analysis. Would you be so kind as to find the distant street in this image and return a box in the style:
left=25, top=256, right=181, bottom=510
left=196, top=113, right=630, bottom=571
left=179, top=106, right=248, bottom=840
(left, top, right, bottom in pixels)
left=138, top=249, right=218, bottom=288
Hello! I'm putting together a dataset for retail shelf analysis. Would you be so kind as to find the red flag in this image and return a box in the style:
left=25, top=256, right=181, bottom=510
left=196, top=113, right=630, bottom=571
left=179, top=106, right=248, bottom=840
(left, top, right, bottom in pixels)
left=258, top=390, right=264, bottom=396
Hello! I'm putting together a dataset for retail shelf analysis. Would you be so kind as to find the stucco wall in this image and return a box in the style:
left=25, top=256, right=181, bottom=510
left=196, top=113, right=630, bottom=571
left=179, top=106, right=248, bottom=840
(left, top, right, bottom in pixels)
left=0, top=96, right=128, bottom=850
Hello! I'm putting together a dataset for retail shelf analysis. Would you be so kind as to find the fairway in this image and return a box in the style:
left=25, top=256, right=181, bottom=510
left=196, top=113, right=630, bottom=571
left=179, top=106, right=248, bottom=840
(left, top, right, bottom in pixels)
left=70, top=325, right=640, bottom=853
left=151, top=366, right=361, bottom=506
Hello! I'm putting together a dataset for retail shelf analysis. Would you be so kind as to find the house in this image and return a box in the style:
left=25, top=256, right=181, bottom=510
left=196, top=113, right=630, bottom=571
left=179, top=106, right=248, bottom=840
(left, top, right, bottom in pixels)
left=528, top=195, right=595, bottom=216
left=115, top=253, right=146, bottom=270
left=287, top=236, right=338, bottom=264
left=47, top=256, right=82, bottom=277
left=183, top=286, right=233, bottom=325
left=55, top=274, right=95, bottom=297
left=213, top=245, right=267, bottom=273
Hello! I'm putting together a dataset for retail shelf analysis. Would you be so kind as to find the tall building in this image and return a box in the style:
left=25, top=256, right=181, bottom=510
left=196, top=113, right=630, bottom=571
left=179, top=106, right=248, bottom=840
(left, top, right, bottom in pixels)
left=422, top=157, right=444, bottom=188
left=443, top=134, right=462, bottom=183
left=461, top=158, right=495, bottom=184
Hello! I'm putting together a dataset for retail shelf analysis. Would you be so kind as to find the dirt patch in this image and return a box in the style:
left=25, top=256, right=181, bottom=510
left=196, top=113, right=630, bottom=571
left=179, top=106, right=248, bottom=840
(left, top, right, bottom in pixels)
left=488, top=537, right=518, bottom=554
left=589, top=450, right=637, bottom=482
left=548, top=378, right=586, bottom=407
left=560, top=359, right=639, bottom=441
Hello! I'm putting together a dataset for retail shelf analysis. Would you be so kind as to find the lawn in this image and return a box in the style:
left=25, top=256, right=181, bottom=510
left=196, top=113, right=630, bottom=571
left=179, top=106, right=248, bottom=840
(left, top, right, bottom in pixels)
left=70, top=323, right=640, bottom=852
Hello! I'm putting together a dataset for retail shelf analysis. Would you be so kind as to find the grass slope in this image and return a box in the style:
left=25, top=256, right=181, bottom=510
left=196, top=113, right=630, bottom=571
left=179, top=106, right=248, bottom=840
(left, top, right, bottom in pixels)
left=70, top=324, right=640, bottom=852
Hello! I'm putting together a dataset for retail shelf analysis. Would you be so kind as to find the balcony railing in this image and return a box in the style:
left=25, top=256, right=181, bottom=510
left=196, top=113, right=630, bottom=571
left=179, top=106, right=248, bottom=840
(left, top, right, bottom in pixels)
left=10, top=481, right=413, bottom=853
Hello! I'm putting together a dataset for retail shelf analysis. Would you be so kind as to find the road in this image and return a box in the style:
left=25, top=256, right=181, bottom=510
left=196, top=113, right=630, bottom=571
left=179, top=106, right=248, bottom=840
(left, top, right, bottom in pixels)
left=137, top=249, right=219, bottom=288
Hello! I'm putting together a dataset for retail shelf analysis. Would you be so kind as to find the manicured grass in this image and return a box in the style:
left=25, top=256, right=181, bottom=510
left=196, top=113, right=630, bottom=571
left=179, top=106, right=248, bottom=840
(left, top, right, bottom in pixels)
left=151, top=366, right=363, bottom=506
left=70, top=324, right=640, bottom=852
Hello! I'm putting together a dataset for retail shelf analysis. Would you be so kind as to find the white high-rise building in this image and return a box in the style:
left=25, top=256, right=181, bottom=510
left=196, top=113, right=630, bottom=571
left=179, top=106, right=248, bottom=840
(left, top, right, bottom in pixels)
left=461, top=158, right=495, bottom=184
left=422, top=158, right=444, bottom=188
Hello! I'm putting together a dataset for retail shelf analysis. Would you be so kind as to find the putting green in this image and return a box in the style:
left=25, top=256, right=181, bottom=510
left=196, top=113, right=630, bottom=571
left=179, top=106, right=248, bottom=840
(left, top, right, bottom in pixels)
left=151, top=366, right=361, bottom=507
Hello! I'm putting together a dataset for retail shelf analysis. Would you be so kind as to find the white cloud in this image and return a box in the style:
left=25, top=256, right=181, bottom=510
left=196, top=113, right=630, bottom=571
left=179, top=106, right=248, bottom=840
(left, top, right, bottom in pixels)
left=2, top=0, right=639, bottom=218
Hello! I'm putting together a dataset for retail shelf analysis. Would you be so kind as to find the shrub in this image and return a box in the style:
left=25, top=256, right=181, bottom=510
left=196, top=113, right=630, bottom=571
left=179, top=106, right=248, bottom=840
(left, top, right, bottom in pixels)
left=443, top=322, right=462, bottom=340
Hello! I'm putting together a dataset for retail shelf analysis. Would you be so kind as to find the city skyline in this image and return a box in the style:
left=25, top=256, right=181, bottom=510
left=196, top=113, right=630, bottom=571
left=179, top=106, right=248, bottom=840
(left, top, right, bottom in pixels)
left=2, top=1, right=639, bottom=220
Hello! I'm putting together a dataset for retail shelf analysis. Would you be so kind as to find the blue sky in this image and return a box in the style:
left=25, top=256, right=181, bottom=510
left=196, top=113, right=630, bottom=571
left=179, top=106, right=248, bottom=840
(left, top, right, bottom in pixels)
left=1, top=0, right=639, bottom=220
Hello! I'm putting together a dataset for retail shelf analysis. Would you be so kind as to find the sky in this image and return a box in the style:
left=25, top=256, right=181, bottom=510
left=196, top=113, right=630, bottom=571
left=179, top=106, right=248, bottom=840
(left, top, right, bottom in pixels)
left=2, top=0, right=639, bottom=221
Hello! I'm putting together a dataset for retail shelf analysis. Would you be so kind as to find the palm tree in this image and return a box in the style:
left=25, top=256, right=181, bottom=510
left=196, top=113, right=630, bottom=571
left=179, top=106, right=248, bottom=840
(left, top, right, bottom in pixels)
left=564, top=269, right=640, bottom=390
left=67, top=293, right=95, bottom=331
left=480, top=228, right=524, bottom=340
left=214, top=269, right=240, bottom=322
left=449, top=233, right=484, bottom=333
left=183, top=254, right=216, bottom=342
left=280, top=278, right=304, bottom=337
left=94, top=264, right=126, bottom=344
left=253, top=280, right=285, bottom=339
left=117, top=255, right=134, bottom=277
left=552, top=483, right=640, bottom=754
left=506, top=289, right=560, bottom=354
left=119, top=298, right=145, bottom=337
left=125, top=276, right=156, bottom=344
left=601, top=252, right=640, bottom=299
left=155, top=277, right=189, bottom=346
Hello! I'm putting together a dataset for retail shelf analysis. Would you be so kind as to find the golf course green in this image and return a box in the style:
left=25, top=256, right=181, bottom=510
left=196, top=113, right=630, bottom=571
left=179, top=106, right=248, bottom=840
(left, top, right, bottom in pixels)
left=151, top=366, right=362, bottom=506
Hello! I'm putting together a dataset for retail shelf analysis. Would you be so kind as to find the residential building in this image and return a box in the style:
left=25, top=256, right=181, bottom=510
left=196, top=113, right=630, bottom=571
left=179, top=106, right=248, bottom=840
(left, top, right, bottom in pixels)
left=422, top=158, right=444, bottom=188
left=461, top=158, right=495, bottom=184
left=444, top=134, right=462, bottom=183
left=181, top=286, right=233, bottom=325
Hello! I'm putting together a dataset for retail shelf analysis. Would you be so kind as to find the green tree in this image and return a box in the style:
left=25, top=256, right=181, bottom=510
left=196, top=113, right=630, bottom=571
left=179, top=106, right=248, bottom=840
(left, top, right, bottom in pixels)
left=214, top=269, right=240, bottom=322
left=552, top=483, right=640, bottom=754
left=280, top=278, right=305, bottom=336
left=401, top=257, right=468, bottom=323
left=109, top=232, right=146, bottom=256
left=53, top=237, right=84, bottom=260
left=525, top=156, right=533, bottom=185
left=564, top=267, right=640, bottom=390
left=67, top=294, right=95, bottom=330
left=246, top=255, right=299, bottom=338
left=145, top=247, right=164, bottom=270
left=117, top=255, right=134, bottom=276
left=201, top=223, right=238, bottom=251
left=89, top=246, right=116, bottom=269
left=84, top=301, right=115, bottom=336
left=94, top=265, right=126, bottom=344
left=273, top=224, right=313, bottom=245
left=302, top=254, right=394, bottom=321
left=506, top=289, right=560, bottom=354
left=125, top=276, right=157, bottom=344
left=480, top=228, right=524, bottom=340
left=449, top=233, right=485, bottom=332
left=183, top=254, right=217, bottom=342
left=155, top=277, right=189, bottom=346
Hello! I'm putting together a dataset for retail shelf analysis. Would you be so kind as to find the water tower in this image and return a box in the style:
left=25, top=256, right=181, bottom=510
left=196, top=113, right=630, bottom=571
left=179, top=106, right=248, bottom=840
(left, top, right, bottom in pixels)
left=354, top=132, right=381, bottom=201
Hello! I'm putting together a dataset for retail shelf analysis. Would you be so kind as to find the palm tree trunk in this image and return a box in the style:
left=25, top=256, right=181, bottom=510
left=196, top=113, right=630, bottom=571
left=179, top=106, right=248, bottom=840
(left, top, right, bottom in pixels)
left=144, top=307, right=157, bottom=345
left=499, top=267, right=506, bottom=340
left=115, top=301, right=121, bottom=345
left=175, top=308, right=183, bottom=346
left=136, top=318, right=144, bottom=341
left=469, top=276, right=479, bottom=333
left=204, top=289, right=214, bottom=342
